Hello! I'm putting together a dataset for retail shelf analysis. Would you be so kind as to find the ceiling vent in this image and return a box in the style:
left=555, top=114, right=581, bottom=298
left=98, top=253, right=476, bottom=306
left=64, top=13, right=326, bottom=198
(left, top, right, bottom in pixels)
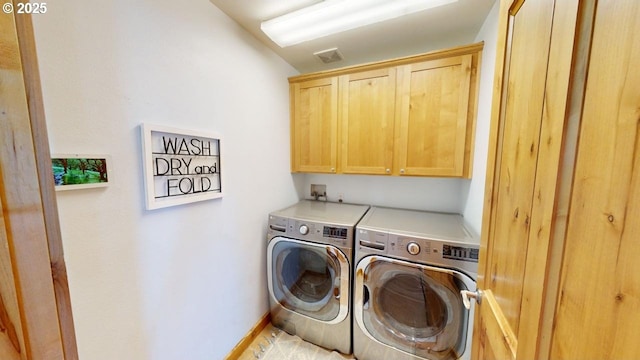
left=314, top=48, right=344, bottom=64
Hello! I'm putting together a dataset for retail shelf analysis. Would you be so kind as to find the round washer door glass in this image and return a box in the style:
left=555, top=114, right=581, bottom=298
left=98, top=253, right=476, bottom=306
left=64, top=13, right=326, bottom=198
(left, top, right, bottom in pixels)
left=268, top=237, right=349, bottom=323
left=356, top=256, right=473, bottom=360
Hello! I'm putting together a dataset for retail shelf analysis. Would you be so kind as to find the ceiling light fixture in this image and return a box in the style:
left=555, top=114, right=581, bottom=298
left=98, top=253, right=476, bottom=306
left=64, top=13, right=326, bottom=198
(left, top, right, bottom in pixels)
left=261, top=0, right=458, bottom=48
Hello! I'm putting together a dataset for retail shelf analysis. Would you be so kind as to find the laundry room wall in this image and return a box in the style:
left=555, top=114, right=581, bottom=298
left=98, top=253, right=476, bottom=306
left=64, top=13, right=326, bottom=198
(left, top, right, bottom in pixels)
left=302, top=174, right=464, bottom=213
left=461, top=0, right=499, bottom=234
left=32, top=1, right=301, bottom=359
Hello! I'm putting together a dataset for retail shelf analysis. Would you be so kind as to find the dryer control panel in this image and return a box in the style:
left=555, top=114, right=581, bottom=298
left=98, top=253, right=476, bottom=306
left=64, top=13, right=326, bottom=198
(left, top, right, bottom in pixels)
left=390, top=234, right=478, bottom=277
left=357, top=229, right=479, bottom=278
left=442, top=244, right=479, bottom=262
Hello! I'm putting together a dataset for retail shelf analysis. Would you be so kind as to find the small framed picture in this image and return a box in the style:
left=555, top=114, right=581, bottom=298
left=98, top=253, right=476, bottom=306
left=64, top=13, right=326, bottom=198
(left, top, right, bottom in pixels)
left=52, top=154, right=111, bottom=191
left=141, top=123, right=223, bottom=210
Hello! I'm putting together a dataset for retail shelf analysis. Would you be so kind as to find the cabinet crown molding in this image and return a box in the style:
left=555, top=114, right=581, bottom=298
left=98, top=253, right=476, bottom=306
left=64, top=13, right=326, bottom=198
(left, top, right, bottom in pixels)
left=289, top=42, right=484, bottom=83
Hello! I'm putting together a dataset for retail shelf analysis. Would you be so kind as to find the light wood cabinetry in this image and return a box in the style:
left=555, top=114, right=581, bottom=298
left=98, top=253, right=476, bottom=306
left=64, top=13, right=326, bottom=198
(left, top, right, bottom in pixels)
left=290, top=77, right=338, bottom=173
left=339, top=68, right=397, bottom=175
left=289, top=43, right=482, bottom=177
left=396, top=54, right=474, bottom=177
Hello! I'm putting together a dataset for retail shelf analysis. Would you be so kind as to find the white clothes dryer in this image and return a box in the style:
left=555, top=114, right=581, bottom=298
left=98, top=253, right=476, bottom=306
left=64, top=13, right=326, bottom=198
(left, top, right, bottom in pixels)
left=353, top=207, right=479, bottom=360
left=267, top=200, right=369, bottom=354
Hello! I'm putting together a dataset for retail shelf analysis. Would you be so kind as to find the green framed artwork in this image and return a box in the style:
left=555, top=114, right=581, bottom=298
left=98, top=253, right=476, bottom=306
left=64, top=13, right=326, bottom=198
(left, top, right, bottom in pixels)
left=52, top=154, right=111, bottom=191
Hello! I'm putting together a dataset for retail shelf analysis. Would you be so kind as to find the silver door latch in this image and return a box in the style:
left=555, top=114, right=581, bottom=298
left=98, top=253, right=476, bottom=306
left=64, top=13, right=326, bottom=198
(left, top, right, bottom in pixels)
left=460, top=289, right=483, bottom=310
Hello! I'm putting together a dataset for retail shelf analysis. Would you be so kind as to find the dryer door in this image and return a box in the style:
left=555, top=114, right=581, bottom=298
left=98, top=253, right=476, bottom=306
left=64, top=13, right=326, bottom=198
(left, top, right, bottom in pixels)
left=267, top=237, right=350, bottom=324
left=354, top=256, right=475, bottom=360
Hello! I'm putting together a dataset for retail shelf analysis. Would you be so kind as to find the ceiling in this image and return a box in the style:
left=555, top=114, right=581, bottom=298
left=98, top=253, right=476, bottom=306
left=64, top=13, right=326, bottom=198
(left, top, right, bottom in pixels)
left=208, top=0, right=496, bottom=73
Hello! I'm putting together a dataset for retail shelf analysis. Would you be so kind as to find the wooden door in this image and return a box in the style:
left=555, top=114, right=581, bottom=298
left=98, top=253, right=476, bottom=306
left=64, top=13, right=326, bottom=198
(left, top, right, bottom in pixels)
left=472, top=0, right=581, bottom=358
left=339, top=68, right=396, bottom=175
left=290, top=77, right=338, bottom=173
left=549, top=1, right=640, bottom=358
left=0, top=6, right=78, bottom=359
left=396, top=54, right=473, bottom=177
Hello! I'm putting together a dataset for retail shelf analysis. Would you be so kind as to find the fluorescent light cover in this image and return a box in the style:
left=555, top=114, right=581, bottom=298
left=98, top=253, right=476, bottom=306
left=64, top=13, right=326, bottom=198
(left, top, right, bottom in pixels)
left=261, top=0, right=458, bottom=48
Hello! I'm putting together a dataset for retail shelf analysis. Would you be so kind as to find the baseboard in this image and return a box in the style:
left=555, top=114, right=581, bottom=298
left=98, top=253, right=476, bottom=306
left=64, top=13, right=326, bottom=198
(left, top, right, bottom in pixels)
left=225, top=312, right=271, bottom=360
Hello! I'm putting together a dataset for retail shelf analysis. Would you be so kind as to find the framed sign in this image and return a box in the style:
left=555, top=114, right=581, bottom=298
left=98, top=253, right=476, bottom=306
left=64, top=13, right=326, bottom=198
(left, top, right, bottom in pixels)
left=52, top=154, right=111, bottom=191
left=141, top=123, right=223, bottom=210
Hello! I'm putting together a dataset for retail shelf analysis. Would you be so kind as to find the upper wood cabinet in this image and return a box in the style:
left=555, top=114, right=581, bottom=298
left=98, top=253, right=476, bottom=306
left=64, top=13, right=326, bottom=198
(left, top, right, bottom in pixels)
left=339, top=68, right=397, bottom=175
left=396, top=54, right=474, bottom=177
left=290, top=77, right=338, bottom=173
left=289, top=43, right=482, bottom=177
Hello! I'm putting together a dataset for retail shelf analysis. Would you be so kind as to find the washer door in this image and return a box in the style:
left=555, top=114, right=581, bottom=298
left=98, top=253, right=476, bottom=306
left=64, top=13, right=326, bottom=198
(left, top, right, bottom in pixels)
left=267, top=237, right=350, bottom=324
left=354, top=256, right=475, bottom=360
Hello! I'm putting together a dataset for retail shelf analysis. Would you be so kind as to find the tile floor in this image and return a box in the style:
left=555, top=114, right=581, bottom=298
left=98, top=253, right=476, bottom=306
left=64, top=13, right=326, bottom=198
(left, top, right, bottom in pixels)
left=238, top=323, right=355, bottom=360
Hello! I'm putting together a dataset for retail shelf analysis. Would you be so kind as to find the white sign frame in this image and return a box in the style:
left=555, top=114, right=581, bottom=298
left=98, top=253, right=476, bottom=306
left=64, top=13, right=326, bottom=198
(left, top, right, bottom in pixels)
left=141, top=123, right=223, bottom=210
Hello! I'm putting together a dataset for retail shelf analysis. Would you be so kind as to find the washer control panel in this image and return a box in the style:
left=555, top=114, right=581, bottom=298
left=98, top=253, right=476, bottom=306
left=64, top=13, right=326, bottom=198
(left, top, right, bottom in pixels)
left=407, top=242, right=421, bottom=255
left=267, top=215, right=354, bottom=248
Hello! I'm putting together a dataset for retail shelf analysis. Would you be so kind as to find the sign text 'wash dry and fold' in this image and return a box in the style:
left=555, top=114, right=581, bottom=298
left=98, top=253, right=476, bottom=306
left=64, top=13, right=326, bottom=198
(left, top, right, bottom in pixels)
left=153, top=135, right=220, bottom=198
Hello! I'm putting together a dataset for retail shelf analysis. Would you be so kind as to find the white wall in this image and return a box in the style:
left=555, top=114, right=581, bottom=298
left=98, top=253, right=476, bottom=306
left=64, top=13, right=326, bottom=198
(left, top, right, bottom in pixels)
left=32, top=1, right=301, bottom=359
left=302, top=174, right=464, bottom=213
left=461, top=1, right=500, bottom=234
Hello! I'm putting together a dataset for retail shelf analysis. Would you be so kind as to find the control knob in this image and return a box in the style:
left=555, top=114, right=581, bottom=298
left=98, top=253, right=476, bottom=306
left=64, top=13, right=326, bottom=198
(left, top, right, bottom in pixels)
left=407, top=242, right=421, bottom=255
left=299, top=224, right=309, bottom=235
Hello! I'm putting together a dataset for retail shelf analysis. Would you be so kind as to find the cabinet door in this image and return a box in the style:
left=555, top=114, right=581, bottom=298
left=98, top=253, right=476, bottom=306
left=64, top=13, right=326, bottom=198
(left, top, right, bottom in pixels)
left=396, top=54, right=472, bottom=177
left=550, top=1, right=640, bottom=358
left=291, top=77, right=338, bottom=173
left=339, top=68, right=396, bottom=175
left=1, top=9, right=78, bottom=359
left=472, top=0, right=580, bottom=359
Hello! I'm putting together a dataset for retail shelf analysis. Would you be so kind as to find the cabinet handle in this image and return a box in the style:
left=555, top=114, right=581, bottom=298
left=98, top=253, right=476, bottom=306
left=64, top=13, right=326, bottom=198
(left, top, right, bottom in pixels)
left=400, top=169, right=405, bottom=174
left=385, top=168, right=390, bottom=173
left=331, top=167, right=335, bottom=172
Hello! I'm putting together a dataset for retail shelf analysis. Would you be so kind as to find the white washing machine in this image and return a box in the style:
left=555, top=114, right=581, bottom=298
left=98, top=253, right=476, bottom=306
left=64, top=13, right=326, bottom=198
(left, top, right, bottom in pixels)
left=267, top=200, right=370, bottom=354
left=353, top=207, right=479, bottom=360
